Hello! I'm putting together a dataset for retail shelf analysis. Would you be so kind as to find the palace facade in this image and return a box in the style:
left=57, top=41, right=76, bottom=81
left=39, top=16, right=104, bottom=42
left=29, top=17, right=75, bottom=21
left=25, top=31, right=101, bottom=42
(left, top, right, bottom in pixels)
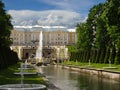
left=10, top=25, right=77, bottom=46
left=10, top=25, right=77, bottom=60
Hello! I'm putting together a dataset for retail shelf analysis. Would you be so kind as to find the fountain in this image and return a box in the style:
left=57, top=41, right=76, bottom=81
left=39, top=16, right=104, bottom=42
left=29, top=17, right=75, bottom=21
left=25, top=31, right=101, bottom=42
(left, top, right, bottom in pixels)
left=84, top=59, right=93, bottom=68
left=76, top=59, right=78, bottom=65
left=65, top=47, right=68, bottom=59
left=18, top=60, right=33, bottom=70
left=15, top=62, right=37, bottom=75
left=0, top=84, right=46, bottom=90
left=103, top=60, right=117, bottom=69
left=109, top=60, right=111, bottom=67
left=0, top=63, right=47, bottom=90
left=20, top=63, right=24, bottom=86
left=57, top=48, right=60, bottom=64
left=88, top=59, right=91, bottom=66
left=36, top=31, right=43, bottom=64
left=24, top=59, right=29, bottom=69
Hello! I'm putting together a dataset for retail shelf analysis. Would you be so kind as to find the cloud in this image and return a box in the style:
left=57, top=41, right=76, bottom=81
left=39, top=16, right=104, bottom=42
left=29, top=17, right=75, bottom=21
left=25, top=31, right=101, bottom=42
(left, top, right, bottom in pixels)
left=8, top=10, right=86, bottom=28
left=37, top=0, right=106, bottom=16
left=37, top=0, right=94, bottom=11
left=4, top=0, right=106, bottom=28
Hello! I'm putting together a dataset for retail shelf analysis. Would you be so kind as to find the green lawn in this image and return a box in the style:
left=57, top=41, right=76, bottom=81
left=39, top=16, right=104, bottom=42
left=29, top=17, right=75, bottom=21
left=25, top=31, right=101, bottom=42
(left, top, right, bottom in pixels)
left=0, top=63, right=46, bottom=85
left=63, top=61, right=120, bottom=71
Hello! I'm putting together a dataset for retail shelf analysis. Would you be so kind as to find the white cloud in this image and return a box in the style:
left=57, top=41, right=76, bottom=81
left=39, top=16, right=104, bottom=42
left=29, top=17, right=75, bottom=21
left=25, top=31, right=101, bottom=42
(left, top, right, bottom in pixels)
left=37, top=0, right=94, bottom=11
left=37, top=0, right=106, bottom=17
left=8, top=10, right=86, bottom=28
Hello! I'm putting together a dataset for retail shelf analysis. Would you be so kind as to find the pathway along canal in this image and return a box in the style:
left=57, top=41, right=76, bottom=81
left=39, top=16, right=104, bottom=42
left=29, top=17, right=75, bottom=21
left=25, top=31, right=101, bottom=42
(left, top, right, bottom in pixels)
left=40, top=65, right=120, bottom=90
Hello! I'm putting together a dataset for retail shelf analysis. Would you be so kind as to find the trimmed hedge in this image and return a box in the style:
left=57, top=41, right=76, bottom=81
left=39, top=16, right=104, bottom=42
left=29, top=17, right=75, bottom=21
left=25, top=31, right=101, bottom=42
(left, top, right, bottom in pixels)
left=69, top=47, right=119, bottom=64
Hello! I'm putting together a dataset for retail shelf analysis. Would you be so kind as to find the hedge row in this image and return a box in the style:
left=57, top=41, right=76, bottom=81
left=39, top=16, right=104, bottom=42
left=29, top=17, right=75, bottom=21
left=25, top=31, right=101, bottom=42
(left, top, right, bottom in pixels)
left=0, top=47, right=19, bottom=70
left=70, top=48, right=120, bottom=64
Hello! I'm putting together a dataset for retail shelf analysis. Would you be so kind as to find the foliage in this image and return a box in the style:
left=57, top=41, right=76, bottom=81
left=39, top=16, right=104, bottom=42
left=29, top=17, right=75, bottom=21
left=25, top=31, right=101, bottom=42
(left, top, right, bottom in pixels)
left=0, top=0, right=13, bottom=47
left=0, top=47, right=19, bottom=69
left=67, top=45, right=76, bottom=52
left=70, top=0, right=120, bottom=64
left=0, top=0, right=18, bottom=69
left=76, top=23, right=92, bottom=51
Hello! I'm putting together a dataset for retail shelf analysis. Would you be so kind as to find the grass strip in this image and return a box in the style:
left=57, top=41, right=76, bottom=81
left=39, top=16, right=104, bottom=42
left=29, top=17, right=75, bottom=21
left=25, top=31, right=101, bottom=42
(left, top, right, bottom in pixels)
left=63, top=61, right=120, bottom=71
left=0, top=63, right=46, bottom=85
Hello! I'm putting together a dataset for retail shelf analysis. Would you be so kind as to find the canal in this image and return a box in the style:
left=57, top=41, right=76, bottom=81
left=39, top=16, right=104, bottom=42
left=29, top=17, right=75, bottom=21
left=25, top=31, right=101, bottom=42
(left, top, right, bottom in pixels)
left=40, top=65, right=120, bottom=90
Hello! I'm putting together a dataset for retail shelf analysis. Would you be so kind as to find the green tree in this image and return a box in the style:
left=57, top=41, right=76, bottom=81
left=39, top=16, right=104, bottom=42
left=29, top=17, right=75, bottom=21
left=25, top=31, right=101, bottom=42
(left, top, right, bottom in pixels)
left=86, top=3, right=113, bottom=63
left=76, top=23, right=93, bottom=62
left=76, top=23, right=92, bottom=51
left=0, top=0, right=18, bottom=69
left=86, top=4, right=107, bottom=63
left=104, top=0, right=120, bottom=64
left=0, top=0, right=13, bottom=47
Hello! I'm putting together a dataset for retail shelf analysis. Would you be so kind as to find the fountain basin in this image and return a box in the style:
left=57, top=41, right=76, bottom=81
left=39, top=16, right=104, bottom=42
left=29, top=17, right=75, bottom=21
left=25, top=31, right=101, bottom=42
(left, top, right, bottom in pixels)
left=23, top=64, right=33, bottom=68
left=14, top=72, right=37, bottom=75
left=0, top=84, right=46, bottom=90
left=103, top=67, right=117, bottom=69
left=18, top=68, right=34, bottom=70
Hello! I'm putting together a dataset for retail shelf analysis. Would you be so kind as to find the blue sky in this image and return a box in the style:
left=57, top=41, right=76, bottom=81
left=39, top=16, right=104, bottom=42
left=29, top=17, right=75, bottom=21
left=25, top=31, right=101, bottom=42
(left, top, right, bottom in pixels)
left=2, top=0, right=106, bottom=27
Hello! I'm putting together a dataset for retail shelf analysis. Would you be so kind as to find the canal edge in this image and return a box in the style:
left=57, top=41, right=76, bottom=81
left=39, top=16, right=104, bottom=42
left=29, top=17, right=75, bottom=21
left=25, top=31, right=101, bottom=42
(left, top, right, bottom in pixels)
left=60, top=65, right=120, bottom=82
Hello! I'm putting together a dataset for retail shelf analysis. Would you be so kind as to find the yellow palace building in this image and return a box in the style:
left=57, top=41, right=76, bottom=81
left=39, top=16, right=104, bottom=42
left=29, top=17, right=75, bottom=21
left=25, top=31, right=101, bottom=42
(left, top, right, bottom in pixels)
left=10, top=25, right=77, bottom=60
left=10, top=25, right=77, bottom=46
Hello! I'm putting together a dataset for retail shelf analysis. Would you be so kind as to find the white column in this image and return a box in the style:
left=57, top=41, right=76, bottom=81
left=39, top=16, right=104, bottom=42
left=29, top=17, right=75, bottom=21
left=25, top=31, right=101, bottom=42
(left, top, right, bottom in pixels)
left=53, top=33, right=54, bottom=45
left=49, top=32, right=51, bottom=45
left=57, top=48, right=60, bottom=63
left=62, top=32, right=63, bottom=45
left=31, top=33, right=33, bottom=40
left=67, top=33, right=68, bottom=45
left=18, top=46, right=21, bottom=60
left=10, top=46, right=13, bottom=50
left=18, top=34, right=20, bottom=45
left=34, top=34, right=36, bottom=40
left=65, top=48, right=68, bottom=59
left=23, top=33, right=24, bottom=45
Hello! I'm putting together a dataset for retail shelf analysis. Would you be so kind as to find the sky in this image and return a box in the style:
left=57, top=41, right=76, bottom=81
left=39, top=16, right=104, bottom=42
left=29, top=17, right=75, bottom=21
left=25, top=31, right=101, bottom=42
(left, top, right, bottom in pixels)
left=2, top=0, right=106, bottom=27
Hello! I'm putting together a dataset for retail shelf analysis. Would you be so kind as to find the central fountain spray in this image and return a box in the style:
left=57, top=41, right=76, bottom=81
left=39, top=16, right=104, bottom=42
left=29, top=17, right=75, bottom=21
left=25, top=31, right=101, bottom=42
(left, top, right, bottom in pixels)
left=36, top=31, right=43, bottom=63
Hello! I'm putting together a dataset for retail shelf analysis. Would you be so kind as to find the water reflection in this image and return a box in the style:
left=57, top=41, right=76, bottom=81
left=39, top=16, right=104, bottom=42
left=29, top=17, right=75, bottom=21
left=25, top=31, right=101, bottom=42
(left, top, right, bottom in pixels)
left=41, top=65, right=120, bottom=90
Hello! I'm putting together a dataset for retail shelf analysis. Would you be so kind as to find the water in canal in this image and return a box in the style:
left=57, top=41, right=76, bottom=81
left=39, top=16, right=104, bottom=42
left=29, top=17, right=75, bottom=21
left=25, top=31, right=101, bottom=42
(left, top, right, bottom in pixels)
left=40, top=65, right=120, bottom=90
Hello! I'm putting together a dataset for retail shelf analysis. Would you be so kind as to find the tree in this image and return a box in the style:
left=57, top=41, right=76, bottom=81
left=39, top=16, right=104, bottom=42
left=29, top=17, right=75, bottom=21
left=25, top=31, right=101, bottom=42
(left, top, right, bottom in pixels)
left=104, top=0, right=120, bottom=64
left=71, top=0, right=120, bottom=64
left=86, top=3, right=115, bottom=63
left=0, top=0, right=13, bottom=47
left=76, top=23, right=92, bottom=51
left=0, top=0, right=18, bottom=69
left=76, top=23, right=92, bottom=62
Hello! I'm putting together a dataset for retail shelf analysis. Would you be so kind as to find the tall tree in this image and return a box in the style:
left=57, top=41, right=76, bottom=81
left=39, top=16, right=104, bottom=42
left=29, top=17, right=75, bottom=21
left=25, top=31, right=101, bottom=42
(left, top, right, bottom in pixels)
left=76, top=23, right=92, bottom=62
left=0, top=0, right=13, bottom=47
left=86, top=3, right=109, bottom=49
left=87, top=3, right=113, bottom=63
left=0, top=0, right=18, bottom=70
left=104, top=0, right=120, bottom=64
left=76, top=23, right=92, bottom=51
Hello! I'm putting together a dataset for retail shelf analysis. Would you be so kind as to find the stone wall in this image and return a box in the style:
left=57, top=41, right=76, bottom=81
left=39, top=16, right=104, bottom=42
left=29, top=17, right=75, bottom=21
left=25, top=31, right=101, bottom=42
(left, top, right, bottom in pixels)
left=62, top=65, right=120, bottom=82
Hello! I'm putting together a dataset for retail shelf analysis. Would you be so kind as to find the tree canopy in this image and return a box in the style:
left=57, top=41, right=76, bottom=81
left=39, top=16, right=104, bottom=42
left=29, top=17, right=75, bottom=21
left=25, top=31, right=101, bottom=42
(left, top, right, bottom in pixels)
left=73, top=0, right=120, bottom=64
left=0, top=0, right=18, bottom=69
left=0, top=0, right=13, bottom=47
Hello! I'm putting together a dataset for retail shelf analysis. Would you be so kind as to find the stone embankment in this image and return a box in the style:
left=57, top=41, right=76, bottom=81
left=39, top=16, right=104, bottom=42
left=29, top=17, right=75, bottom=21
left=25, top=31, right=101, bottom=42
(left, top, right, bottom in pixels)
left=61, top=65, right=120, bottom=82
